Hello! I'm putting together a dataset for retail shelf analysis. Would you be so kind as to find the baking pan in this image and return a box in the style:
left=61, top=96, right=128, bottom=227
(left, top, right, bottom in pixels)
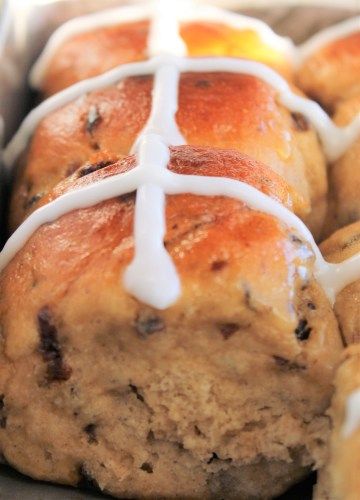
left=0, top=1, right=357, bottom=498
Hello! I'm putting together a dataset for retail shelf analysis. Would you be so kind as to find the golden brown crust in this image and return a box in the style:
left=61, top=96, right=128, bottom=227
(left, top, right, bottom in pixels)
left=297, top=30, right=360, bottom=237
left=41, top=20, right=150, bottom=97
left=0, top=146, right=342, bottom=498
left=11, top=73, right=326, bottom=236
left=4, top=147, right=316, bottom=356
left=42, top=145, right=301, bottom=209
left=9, top=145, right=313, bottom=323
left=4, top=13, right=357, bottom=498
left=323, top=96, right=360, bottom=237
left=297, top=32, right=360, bottom=111
left=41, top=20, right=292, bottom=96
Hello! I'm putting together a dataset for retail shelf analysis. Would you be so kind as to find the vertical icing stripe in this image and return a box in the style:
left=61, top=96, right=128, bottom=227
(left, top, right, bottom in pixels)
left=124, top=0, right=183, bottom=308
left=147, top=0, right=187, bottom=57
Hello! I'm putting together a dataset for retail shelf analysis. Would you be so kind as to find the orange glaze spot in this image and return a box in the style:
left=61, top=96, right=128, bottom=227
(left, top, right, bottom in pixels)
left=180, top=21, right=292, bottom=78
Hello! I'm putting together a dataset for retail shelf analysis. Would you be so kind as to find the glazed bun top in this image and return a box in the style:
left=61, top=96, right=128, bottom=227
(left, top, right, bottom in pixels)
left=297, top=31, right=360, bottom=111
left=4, top=4, right=360, bottom=313
left=38, top=145, right=302, bottom=213
left=3, top=145, right=316, bottom=341
left=37, top=19, right=292, bottom=96
left=11, top=72, right=322, bottom=230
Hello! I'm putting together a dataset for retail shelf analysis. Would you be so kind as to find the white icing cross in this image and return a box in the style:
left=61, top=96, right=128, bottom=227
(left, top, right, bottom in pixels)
left=5, top=56, right=360, bottom=169
left=29, top=0, right=295, bottom=88
left=1, top=0, right=360, bottom=310
left=123, top=136, right=182, bottom=309
left=342, top=388, right=360, bottom=438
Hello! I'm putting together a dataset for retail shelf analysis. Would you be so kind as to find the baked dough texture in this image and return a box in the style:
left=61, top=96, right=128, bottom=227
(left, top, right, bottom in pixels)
left=11, top=73, right=326, bottom=237
left=297, top=31, right=360, bottom=236
left=323, top=96, right=360, bottom=236
left=314, top=346, right=360, bottom=500
left=2, top=9, right=359, bottom=500
left=0, top=147, right=343, bottom=498
left=40, top=20, right=291, bottom=97
left=297, top=32, right=360, bottom=112
left=315, top=221, right=360, bottom=499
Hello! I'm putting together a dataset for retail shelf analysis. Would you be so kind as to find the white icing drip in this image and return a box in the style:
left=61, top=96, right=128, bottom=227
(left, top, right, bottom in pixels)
left=5, top=56, right=360, bottom=169
left=2, top=1, right=360, bottom=310
left=316, top=253, right=360, bottom=305
left=29, top=0, right=295, bottom=89
left=342, top=388, right=360, bottom=438
left=125, top=52, right=184, bottom=308
left=147, top=0, right=187, bottom=57
left=123, top=140, right=181, bottom=310
left=297, top=16, right=360, bottom=66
